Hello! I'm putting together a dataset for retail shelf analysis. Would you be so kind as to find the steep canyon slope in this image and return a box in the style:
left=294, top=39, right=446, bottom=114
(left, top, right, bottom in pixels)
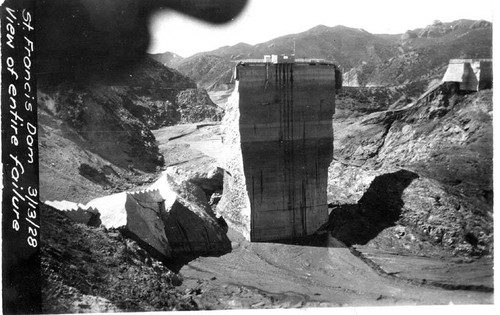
left=38, top=57, right=222, bottom=203
left=328, top=86, right=493, bottom=259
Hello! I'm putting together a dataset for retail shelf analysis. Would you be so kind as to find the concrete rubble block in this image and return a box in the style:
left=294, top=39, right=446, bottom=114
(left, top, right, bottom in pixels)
left=84, top=190, right=173, bottom=259
left=44, top=170, right=231, bottom=260
left=152, top=171, right=231, bottom=256
left=164, top=165, right=224, bottom=215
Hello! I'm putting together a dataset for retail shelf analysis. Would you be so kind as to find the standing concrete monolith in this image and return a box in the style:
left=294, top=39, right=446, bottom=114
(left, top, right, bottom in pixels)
left=218, top=56, right=339, bottom=241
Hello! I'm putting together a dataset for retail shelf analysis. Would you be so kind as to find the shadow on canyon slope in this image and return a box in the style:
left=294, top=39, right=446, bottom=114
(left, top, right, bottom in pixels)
left=324, top=169, right=419, bottom=246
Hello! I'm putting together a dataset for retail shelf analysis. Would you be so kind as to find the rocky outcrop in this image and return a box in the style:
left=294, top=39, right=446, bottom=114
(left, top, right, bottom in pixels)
left=336, top=86, right=410, bottom=115
left=117, top=59, right=224, bottom=128
left=401, top=30, right=418, bottom=41
left=470, top=20, right=492, bottom=30
left=124, top=86, right=224, bottom=130
left=47, top=170, right=231, bottom=261
left=328, top=86, right=493, bottom=257
left=342, top=68, right=361, bottom=87
left=416, top=20, right=492, bottom=39
left=418, top=20, right=453, bottom=38
left=176, top=89, right=224, bottom=123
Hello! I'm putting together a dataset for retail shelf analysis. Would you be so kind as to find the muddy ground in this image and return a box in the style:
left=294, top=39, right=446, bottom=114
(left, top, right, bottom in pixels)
left=178, top=229, right=491, bottom=308
left=151, top=122, right=493, bottom=309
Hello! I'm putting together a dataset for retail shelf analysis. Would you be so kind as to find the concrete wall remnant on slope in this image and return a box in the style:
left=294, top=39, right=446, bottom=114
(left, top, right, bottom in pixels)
left=45, top=170, right=230, bottom=260
left=45, top=200, right=101, bottom=226
left=442, top=59, right=492, bottom=91
left=218, top=59, right=338, bottom=242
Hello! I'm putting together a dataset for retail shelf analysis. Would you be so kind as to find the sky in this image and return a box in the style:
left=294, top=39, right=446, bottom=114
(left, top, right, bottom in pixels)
left=148, top=0, right=495, bottom=57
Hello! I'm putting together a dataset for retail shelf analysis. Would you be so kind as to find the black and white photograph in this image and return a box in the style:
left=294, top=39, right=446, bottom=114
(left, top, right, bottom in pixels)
left=1, top=0, right=496, bottom=313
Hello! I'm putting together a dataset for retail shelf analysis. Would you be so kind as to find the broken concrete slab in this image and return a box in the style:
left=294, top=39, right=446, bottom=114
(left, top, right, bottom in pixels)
left=45, top=170, right=230, bottom=260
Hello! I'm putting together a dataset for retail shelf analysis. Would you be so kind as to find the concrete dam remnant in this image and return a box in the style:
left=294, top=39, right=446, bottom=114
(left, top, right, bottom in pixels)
left=45, top=169, right=231, bottom=260
left=218, top=55, right=341, bottom=242
left=442, top=59, right=492, bottom=91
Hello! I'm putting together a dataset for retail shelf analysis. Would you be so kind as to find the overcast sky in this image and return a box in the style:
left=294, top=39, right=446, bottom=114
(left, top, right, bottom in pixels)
left=148, top=0, right=494, bottom=57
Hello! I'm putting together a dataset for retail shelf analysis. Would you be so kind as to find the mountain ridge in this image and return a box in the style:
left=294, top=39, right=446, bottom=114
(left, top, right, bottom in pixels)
left=151, top=19, right=492, bottom=91
left=149, top=51, right=184, bottom=67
